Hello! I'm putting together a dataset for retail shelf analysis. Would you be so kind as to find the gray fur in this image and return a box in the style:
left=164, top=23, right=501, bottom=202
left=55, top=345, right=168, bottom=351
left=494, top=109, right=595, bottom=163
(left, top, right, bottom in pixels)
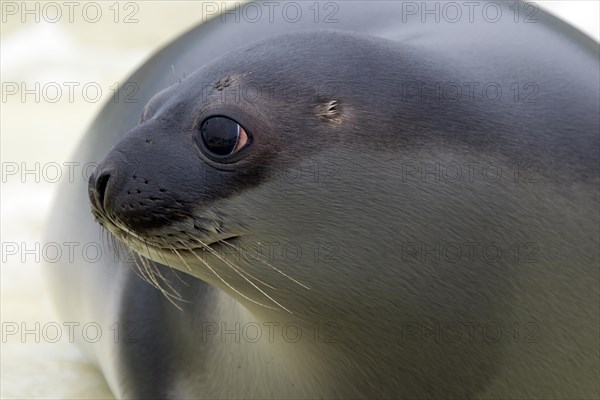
left=46, top=1, right=599, bottom=398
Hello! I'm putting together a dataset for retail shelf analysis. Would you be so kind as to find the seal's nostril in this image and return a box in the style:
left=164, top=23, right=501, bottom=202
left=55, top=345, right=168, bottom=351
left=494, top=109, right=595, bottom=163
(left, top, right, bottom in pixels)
left=95, top=171, right=111, bottom=209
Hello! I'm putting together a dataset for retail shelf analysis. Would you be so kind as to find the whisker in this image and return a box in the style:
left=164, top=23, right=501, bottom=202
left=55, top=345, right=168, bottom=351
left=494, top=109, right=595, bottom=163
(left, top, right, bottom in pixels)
left=116, top=236, right=185, bottom=308
left=114, top=235, right=162, bottom=290
left=139, top=253, right=185, bottom=300
left=220, top=239, right=311, bottom=291
left=186, top=235, right=293, bottom=314
left=192, top=236, right=279, bottom=291
left=170, top=243, right=277, bottom=311
left=167, top=265, right=190, bottom=287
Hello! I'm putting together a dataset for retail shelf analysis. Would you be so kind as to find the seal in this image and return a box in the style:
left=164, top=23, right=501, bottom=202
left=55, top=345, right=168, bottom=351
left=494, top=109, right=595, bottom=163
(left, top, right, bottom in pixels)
left=45, top=1, right=599, bottom=398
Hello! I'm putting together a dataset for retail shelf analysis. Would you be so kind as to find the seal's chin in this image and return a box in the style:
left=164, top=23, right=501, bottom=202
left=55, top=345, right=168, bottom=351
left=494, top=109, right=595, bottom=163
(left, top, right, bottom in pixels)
left=92, top=209, right=239, bottom=259
left=120, top=230, right=240, bottom=255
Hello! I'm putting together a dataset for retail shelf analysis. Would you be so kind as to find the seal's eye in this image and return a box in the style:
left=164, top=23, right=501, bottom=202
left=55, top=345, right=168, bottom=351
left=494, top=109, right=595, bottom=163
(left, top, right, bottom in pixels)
left=198, top=116, right=249, bottom=158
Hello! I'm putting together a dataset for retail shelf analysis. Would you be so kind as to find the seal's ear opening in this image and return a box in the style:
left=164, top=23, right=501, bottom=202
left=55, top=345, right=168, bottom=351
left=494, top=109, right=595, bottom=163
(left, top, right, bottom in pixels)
left=196, top=116, right=251, bottom=161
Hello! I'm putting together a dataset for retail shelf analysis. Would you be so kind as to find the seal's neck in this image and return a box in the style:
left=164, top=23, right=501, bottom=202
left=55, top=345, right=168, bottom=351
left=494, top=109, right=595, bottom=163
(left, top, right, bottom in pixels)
left=193, top=290, right=383, bottom=398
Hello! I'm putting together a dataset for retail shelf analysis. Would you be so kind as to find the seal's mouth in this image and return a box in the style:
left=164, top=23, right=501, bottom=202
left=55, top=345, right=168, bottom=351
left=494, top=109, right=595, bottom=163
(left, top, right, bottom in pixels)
left=87, top=165, right=244, bottom=265
left=91, top=203, right=240, bottom=257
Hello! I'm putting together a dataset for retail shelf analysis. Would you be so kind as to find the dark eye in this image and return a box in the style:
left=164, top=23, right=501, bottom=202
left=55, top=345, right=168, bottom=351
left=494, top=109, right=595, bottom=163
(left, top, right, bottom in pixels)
left=198, top=116, right=249, bottom=157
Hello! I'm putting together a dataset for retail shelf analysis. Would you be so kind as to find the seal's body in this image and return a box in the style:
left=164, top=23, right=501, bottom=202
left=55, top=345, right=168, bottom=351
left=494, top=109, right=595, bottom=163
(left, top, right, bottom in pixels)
left=46, top=1, right=599, bottom=398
